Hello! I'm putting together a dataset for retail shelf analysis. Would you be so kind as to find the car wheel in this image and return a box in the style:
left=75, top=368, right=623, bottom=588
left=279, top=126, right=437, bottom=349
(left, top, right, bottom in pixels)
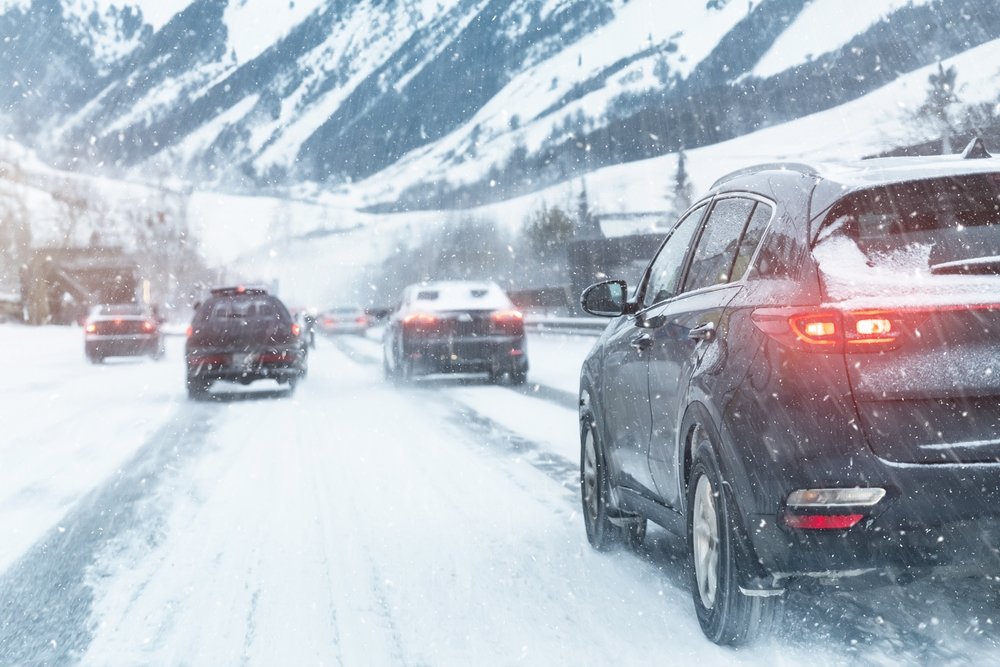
left=509, top=370, right=528, bottom=386
left=687, top=426, right=778, bottom=646
left=397, top=358, right=415, bottom=384
left=624, top=515, right=647, bottom=551
left=287, top=376, right=299, bottom=395
left=186, top=377, right=210, bottom=400
left=581, top=417, right=624, bottom=550
left=87, top=353, right=103, bottom=364
left=383, top=352, right=396, bottom=381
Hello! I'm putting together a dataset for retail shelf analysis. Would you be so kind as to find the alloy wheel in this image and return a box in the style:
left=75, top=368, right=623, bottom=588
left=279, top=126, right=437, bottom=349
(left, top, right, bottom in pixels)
left=582, top=427, right=599, bottom=520
left=693, top=473, right=720, bottom=609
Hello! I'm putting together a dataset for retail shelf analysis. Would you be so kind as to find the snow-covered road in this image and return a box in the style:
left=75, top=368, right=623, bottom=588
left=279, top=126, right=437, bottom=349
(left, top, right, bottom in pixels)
left=1, top=325, right=999, bottom=665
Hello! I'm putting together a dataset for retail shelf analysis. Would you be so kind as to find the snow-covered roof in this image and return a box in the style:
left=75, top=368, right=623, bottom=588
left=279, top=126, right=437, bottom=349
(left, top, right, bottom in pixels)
left=405, top=281, right=513, bottom=311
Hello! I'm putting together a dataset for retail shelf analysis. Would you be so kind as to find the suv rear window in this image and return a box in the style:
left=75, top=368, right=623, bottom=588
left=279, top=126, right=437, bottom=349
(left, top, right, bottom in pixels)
left=199, top=296, right=289, bottom=323
left=818, top=174, right=1000, bottom=268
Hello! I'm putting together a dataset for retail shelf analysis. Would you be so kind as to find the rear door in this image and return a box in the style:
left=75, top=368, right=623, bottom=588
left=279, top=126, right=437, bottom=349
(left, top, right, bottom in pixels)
left=817, top=175, right=1000, bottom=463
left=643, top=197, right=762, bottom=506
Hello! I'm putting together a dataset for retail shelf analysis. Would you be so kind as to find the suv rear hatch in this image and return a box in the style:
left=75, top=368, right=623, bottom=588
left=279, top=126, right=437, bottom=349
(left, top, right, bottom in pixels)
left=814, top=173, right=1000, bottom=463
left=190, top=294, right=296, bottom=350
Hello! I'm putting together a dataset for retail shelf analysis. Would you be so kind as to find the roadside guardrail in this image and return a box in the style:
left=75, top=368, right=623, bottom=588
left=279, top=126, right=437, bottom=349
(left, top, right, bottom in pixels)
left=524, top=316, right=607, bottom=336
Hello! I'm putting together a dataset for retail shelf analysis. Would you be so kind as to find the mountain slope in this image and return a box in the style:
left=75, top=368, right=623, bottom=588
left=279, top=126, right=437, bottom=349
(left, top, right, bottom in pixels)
left=0, top=0, right=997, bottom=208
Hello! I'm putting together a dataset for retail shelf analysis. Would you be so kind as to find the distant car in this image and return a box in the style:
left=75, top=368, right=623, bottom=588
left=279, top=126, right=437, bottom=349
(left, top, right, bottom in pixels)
left=290, top=309, right=317, bottom=350
left=382, top=281, right=528, bottom=383
left=84, top=303, right=163, bottom=363
left=317, top=306, right=370, bottom=335
left=184, top=286, right=306, bottom=398
left=578, top=143, right=1000, bottom=646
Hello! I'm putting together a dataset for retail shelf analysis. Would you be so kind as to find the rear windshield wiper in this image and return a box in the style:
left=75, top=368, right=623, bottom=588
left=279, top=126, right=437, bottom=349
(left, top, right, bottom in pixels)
left=930, top=255, right=1000, bottom=276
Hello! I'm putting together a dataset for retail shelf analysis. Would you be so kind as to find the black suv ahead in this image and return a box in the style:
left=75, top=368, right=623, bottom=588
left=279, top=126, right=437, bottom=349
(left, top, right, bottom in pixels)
left=185, top=287, right=305, bottom=399
left=579, top=139, right=1000, bottom=645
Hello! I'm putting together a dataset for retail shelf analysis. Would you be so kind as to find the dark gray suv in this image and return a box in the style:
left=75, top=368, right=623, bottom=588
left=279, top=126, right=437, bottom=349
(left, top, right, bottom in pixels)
left=579, top=139, right=1000, bottom=645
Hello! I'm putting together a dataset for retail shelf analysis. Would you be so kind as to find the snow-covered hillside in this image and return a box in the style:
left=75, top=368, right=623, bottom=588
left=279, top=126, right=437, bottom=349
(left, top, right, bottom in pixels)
left=1, top=0, right=998, bottom=209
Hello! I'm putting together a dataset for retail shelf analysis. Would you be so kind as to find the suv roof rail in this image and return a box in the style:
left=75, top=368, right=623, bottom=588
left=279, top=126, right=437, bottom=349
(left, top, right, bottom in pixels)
left=210, top=285, right=268, bottom=296
left=710, top=162, right=819, bottom=189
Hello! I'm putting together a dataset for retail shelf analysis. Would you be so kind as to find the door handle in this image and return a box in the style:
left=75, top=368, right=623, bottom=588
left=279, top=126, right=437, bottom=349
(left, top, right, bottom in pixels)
left=688, top=321, right=716, bottom=341
left=630, top=333, right=653, bottom=351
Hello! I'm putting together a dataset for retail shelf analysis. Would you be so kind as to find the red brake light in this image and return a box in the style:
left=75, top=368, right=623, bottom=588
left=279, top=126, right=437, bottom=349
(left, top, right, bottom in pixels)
left=142, top=321, right=155, bottom=333
left=788, top=313, right=840, bottom=347
left=403, top=313, right=438, bottom=327
left=186, top=326, right=193, bottom=338
left=85, top=323, right=97, bottom=333
left=491, top=310, right=524, bottom=323
left=355, top=315, right=367, bottom=325
left=754, top=308, right=915, bottom=352
left=783, top=513, right=864, bottom=530
left=291, top=323, right=301, bottom=337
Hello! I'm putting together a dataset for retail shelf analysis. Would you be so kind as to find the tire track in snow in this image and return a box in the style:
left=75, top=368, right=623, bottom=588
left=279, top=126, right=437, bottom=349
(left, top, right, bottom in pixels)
left=328, top=334, right=1000, bottom=663
left=328, top=335, right=577, bottom=410
left=0, top=403, right=216, bottom=666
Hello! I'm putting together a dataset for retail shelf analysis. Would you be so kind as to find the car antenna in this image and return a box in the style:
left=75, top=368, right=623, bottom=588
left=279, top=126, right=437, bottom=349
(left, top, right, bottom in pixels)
left=961, top=137, right=992, bottom=159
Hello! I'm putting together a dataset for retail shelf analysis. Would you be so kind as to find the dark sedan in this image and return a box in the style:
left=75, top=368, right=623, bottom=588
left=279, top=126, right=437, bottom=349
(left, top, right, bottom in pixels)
left=84, top=303, right=163, bottom=363
left=579, top=141, right=1000, bottom=645
left=382, top=281, right=528, bottom=384
left=185, top=286, right=306, bottom=398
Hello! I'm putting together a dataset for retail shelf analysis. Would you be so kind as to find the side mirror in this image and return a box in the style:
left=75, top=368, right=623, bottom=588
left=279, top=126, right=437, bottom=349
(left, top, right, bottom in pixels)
left=581, top=280, right=629, bottom=317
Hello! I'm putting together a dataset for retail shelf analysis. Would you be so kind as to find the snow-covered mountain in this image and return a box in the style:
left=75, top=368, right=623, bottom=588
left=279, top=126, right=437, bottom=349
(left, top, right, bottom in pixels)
left=1, top=0, right=998, bottom=209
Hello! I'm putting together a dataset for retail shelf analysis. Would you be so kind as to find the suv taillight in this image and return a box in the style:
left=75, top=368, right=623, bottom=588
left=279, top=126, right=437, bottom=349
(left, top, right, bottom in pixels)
left=403, top=313, right=439, bottom=330
left=752, top=307, right=914, bottom=352
left=490, top=309, right=524, bottom=334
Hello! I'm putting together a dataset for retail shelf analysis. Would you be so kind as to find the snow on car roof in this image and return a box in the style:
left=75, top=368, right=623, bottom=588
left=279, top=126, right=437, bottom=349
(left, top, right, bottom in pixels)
left=407, top=281, right=512, bottom=311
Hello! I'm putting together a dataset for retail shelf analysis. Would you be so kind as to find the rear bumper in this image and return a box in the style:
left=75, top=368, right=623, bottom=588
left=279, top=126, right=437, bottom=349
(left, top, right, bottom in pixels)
left=745, top=461, right=1000, bottom=583
left=404, top=335, right=527, bottom=374
left=186, top=348, right=305, bottom=383
left=86, top=335, right=160, bottom=357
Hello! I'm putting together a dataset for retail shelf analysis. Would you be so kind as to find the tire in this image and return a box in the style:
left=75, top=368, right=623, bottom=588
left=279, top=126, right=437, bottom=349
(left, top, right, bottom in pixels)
left=581, top=417, right=625, bottom=550
left=397, top=358, right=415, bottom=384
left=686, top=425, right=779, bottom=646
left=87, top=354, right=103, bottom=364
left=510, top=370, right=528, bottom=386
left=287, top=376, right=299, bottom=395
left=624, top=516, right=647, bottom=551
left=186, top=377, right=210, bottom=400
left=383, top=352, right=396, bottom=381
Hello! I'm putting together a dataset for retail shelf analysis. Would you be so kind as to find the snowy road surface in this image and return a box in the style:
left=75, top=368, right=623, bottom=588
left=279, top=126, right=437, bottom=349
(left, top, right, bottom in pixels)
left=2, top=326, right=1000, bottom=665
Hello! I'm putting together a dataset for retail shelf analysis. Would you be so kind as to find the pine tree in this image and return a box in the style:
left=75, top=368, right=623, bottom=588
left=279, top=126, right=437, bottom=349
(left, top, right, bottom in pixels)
left=669, top=148, right=693, bottom=216
left=575, top=180, right=601, bottom=239
left=918, top=61, right=960, bottom=154
left=524, top=204, right=574, bottom=259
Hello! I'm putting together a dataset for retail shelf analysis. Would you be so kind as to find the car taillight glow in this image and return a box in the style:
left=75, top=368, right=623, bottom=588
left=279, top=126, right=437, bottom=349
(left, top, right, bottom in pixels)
left=783, top=513, right=864, bottom=530
left=403, top=313, right=439, bottom=327
left=491, top=310, right=524, bottom=323
left=291, top=323, right=301, bottom=337
left=142, top=321, right=155, bottom=333
left=491, top=310, right=524, bottom=334
left=855, top=317, right=891, bottom=336
left=754, top=307, right=919, bottom=352
left=186, top=326, right=193, bottom=338
left=85, top=323, right=97, bottom=334
left=787, top=313, right=839, bottom=347
left=355, top=316, right=367, bottom=325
